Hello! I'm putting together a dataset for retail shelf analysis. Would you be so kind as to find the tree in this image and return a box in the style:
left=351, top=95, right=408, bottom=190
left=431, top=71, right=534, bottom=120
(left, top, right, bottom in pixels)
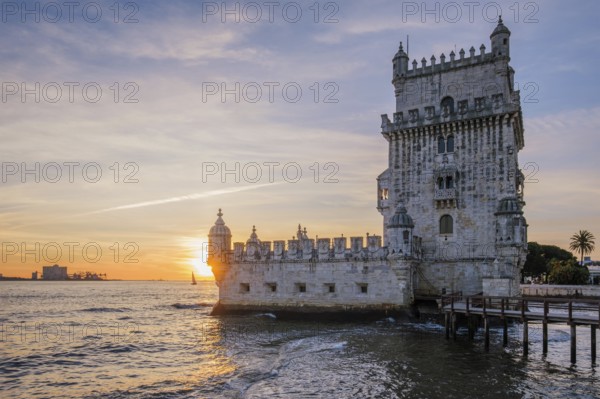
left=569, top=230, right=596, bottom=266
left=548, top=259, right=590, bottom=285
left=523, top=242, right=576, bottom=281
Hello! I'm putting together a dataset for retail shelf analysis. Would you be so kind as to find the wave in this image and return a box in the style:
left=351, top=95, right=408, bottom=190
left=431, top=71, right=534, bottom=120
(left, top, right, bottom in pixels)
left=254, top=313, right=277, bottom=319
left=80, top=307, right=131, bottom=313
left=171, top=302, right=214, bottom=309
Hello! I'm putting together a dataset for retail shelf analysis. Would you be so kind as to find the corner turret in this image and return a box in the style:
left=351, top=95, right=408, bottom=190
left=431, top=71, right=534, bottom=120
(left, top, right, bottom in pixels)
left=393, top=42, right=410, bottom=81
left=208, top=208, right=232, bottom=267
left=490, top=16, right=511, bottom=59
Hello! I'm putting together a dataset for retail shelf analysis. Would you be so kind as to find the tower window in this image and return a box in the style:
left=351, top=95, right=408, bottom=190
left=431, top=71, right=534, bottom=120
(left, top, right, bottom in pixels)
left=296, top=283, right=306, bottom=293
left=437, top=177, right=444, bottom=189
left=440, top=215, right=454, bottom=234
left=403, top=230, right=410, bottom=244
left=240, top=283, right=250, bottom=293
left=325, top=283, right=335, bottom=293
left=446, top=135, right=454, bottom=153
left=446, top=176, right=454, bottom=189
left=357, top=283, right=368, bottom=294
left=503, top=39, right=507, bottom=45
left=266, top=283, right=277, bottom=292
left=438, top=136, right=445, bottom=154
left=441, top=96, right=455, bottom=116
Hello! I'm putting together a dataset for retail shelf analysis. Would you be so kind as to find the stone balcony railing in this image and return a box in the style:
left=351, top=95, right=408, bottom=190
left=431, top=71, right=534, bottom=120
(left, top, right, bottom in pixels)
left=434, top=188, right=457, bottom=200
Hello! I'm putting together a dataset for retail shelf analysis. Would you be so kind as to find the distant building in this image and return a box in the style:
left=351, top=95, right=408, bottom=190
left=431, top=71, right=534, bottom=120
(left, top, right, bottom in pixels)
left=0, top=273, right=3, bottom=279
left=42, top=265, right=68, bottom=280
left=583, top=256, right=593, bottom=266
left=32, top=271, right=38, bottom=280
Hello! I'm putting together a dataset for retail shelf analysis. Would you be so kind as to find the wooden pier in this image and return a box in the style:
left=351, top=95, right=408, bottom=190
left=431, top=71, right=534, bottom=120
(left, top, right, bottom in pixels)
left=442, top=294, right=600, bottom=364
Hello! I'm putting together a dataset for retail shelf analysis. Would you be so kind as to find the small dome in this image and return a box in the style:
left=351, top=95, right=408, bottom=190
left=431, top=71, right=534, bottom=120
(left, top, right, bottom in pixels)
left=246, top=225, right=261, bottom=245
left=496, top=198, right=522, bottom=214
left=491, top=16, right=511, bottom=37
left=209, top=209, right=231, bottom=236
left=393, top=42, right=409, bottom=60
left=388, top=205, right=414, bottom=228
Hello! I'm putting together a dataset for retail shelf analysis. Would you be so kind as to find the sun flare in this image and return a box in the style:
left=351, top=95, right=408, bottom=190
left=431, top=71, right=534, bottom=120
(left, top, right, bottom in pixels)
left=184, top=237, right=214, bottom=278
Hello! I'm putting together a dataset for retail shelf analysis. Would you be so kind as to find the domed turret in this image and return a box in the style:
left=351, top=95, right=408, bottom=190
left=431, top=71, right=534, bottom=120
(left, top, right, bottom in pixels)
left=393, top=42, right=410, bottom=79
left=495, top=198, right=526, bottom=245
left=245, top=225, right=262, bottom=259
left=495, top=197, right=522, bottom=215
left=387, top=204, right=415, bottom=256
left=490, top=16, right=510, bottom=59
left=208, top=209, right=232, bottom=266
left=388, top=205, right=414, bottom=228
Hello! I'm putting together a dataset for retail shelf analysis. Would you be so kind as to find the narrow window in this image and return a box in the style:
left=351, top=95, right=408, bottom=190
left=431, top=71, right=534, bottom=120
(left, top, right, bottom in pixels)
left=446, top=135, right=454, bottom=153
left=240, top=283, right=250, bottom=293
left=437, top=177, right=444, bottom=189
left=437, top=136, right=446, bottom=154
left=325, top=283, right=335, bottom=293
left=446, top=176, right=454, bottom=189
left=296, top=283, right=306, bottom=293
left=358, top=284, right=368, bottom=294
left=266, top=283, right=277, bottom=292
left=440, top=215, right=454, bottom=234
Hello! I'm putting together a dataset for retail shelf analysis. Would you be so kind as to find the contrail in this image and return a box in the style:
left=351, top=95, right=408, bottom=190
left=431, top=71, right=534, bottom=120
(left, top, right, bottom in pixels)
left=8, top=183, right=279, bottom=229
left=82, top=183, right=279, bottom=215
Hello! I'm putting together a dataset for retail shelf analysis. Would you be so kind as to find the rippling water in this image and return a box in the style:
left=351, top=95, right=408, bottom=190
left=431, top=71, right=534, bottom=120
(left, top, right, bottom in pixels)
left=1, top=281, right=598, bottom=398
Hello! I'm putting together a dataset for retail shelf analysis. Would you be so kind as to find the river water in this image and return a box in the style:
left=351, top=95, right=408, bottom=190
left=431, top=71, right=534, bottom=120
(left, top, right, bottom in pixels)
left=1, top=281, right=598, bottom=398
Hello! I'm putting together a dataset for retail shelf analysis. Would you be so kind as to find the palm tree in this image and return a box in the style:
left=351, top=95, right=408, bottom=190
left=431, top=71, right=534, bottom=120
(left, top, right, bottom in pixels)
left=569, top=230, right=596, bottom=266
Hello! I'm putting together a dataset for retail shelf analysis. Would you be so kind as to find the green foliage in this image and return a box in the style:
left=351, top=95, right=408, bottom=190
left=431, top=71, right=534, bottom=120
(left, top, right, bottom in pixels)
left=548, top=259, right=590, bottom=285
left=523, top=242, right=575, bottom=280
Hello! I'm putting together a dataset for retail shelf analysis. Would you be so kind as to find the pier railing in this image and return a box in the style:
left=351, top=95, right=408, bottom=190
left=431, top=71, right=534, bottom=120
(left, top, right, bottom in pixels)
left=442, top=294, right=600, bottom=364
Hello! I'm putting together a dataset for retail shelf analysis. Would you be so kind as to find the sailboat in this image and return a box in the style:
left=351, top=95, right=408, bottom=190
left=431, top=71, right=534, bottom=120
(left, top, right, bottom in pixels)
left=191, top=272, right=197, bottom=285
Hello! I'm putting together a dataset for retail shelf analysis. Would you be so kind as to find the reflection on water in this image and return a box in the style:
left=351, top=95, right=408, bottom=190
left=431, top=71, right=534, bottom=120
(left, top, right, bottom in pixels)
left=1, top=281, right=599, bottom=398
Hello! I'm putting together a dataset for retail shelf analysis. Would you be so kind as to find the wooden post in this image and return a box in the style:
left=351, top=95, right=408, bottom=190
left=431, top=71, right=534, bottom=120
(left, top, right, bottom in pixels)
left=452, top=313, right=457, bottom=341
left=543, top=301, right=548, bottom=355
left=484, top=316, right=490, bottom=351
left=503, top=318, right=508, bottom=347
left=571, top=324, right=577, bottom=364
left=445, top=312, right=450, bottom=340
left=523, top=321, right=529, bottom=357
left=591, top=326, right=596, bottom=364
left=467, top=316, right=473, bottom=341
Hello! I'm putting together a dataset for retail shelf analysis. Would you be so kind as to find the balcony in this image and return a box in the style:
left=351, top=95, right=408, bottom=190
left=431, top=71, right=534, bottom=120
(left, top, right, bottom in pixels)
left=434, top=188, right=457, bottom=200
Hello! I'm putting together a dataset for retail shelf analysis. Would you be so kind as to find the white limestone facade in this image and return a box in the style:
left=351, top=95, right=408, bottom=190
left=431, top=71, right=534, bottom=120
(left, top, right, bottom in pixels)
left=208, top=19, right=528, bottom=316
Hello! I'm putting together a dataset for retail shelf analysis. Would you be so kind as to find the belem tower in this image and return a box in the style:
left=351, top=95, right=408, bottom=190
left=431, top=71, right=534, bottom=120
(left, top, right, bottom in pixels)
left=208, top=19, right=527, bottom=317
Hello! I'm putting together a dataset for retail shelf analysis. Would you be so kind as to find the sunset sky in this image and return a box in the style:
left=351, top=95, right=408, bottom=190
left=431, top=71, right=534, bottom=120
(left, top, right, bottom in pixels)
left=1, top=0, right=599, bottom=280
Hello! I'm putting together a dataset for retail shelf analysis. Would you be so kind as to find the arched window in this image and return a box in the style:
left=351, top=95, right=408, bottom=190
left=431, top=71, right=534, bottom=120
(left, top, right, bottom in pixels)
left=440, top=215, right=453, bottom=234
left=437, top=177, right=444, bottom=189
left=437, top=136, right=445, bottom=154
left=446, top=135, right=454, bottom=153
left=441, top=96, right=455, bottom=116
left=403, top=230, right=410, bottom=244
left=446, top=176, right=454, bottom=189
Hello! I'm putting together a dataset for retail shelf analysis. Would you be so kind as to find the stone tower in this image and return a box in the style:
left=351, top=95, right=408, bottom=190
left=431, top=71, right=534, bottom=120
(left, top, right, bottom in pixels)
left=208, top=209, right=231, bottom=270
left=378, top=19, right=527, bottom=297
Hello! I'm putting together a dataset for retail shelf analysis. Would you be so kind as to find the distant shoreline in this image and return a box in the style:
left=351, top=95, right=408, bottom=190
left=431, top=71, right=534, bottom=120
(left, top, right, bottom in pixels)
left=0, top=278, right=214, bottom=282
